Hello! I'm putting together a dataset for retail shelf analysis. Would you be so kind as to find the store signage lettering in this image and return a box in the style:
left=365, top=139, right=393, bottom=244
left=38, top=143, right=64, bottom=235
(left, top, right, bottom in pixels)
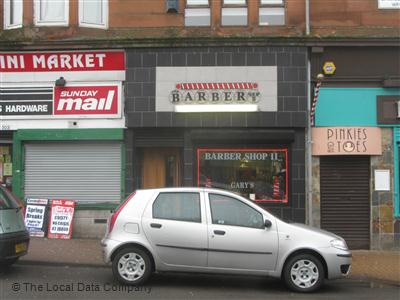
left=198, top=149, right=288, bottom=203
left=312, top=127, right=382, bottom=156
left=54, top=86, right=118, bottom=115
left=0, top=51, right=125, bottom=72
left=204, top=152, right=279, bottom=161
left=230, top=182, right=255, bottom=189
left=327, top=128, right=368, bottom=153
left=170, top=82, right=260, bottom=104
left=24, top=198, right=49, bottom=238
left=48, top=200, right=76, bottom=239
left=0, top=102, right=52, bottom=115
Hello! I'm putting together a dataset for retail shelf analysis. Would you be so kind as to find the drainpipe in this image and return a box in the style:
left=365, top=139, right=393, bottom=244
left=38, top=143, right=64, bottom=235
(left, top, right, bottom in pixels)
left=306, top=0, right=312, bottom=225
left=306, top=0, right=310, bottom=35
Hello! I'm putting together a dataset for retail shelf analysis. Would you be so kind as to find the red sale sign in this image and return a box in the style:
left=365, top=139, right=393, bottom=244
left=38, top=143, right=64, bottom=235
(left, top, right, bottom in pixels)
left=54, top=85, right=119, bottom=115
left=48, top=200, right=76, bottom=239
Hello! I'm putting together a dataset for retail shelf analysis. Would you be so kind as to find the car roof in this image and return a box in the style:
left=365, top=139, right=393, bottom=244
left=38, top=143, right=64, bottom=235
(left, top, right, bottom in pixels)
left=136, top=187, right=243, bottom=197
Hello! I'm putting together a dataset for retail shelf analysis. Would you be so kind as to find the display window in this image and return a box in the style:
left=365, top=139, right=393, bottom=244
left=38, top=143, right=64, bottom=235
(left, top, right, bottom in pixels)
left=197, top=148, right=288, bottom=203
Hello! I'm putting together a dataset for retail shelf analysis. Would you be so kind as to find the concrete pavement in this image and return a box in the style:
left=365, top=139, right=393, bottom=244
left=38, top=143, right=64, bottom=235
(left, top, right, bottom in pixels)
left=19, top=238, right=400, bottom=285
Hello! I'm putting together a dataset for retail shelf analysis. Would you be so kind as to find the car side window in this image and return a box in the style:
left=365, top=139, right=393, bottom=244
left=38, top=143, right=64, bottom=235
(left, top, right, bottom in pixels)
left=209, top=193, right=264, bottom=229
left=153, top=192, right=201, bottom=223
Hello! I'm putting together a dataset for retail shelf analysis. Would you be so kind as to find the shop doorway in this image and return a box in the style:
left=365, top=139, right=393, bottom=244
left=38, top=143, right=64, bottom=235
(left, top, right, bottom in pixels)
left=320, top=156, right=370, bottom=250
left=141, top=148, right=182, bottom=189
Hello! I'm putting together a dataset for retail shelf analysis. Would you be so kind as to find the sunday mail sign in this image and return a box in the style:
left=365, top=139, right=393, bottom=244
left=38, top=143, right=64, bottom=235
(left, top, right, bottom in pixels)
left=0, top=84, right=122, bottom=119
left=54, top=85, right=119, bottom=116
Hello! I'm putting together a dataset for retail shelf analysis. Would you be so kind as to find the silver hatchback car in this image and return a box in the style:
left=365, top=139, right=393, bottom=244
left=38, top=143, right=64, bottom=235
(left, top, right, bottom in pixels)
left=102, top=188, right=351, bottom=293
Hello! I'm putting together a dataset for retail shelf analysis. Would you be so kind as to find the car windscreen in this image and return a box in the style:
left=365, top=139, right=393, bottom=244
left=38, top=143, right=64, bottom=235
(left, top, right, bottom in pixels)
left=0, top=187, right=19, bottom=210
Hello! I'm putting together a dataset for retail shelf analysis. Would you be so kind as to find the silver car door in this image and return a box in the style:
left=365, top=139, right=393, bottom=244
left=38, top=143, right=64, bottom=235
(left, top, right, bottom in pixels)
left=206, top=192, right=278, bottom=271
left=142, top=191, right=208, bottom=267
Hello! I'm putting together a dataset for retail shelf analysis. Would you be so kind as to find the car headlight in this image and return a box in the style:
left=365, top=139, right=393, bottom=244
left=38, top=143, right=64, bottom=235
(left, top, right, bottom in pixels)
left=331, top=239, right=348, bottom=250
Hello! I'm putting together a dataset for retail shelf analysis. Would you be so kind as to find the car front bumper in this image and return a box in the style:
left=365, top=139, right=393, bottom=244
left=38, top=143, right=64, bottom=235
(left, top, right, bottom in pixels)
left=0, top=230, right=30, bottom=260
left=321, top=247, right=352, bottom=279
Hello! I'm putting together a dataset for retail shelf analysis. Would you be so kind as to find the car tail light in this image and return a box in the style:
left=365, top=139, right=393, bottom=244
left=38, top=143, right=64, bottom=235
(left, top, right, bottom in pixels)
left=108, top=192, right=136, bottom=233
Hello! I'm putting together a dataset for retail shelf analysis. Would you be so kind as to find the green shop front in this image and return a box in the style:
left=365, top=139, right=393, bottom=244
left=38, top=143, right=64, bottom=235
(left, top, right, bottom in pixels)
left=0, top=50, right=126, bottom=238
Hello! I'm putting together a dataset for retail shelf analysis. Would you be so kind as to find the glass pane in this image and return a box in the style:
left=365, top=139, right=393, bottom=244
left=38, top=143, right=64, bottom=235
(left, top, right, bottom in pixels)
left=209, top=194, right=263, bottom=228
left=39, top=0, right=66, bottom=22
left=260, top=0, right=283, bottom=4
left=224, top=0, right=246, bottom=5
left=7, top=0, right=23, bottom=26
left=81, top=0, right=103, bottom=25
left=153, top=192, right=201, bottom=222
left=198, top=149, right=288, bottom=202
left=187, top=0, right=209, bottom=6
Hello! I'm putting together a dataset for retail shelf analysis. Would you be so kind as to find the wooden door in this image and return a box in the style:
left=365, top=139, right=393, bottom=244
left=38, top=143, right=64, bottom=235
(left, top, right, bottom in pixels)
left=141, top=148, right=181, bottom=189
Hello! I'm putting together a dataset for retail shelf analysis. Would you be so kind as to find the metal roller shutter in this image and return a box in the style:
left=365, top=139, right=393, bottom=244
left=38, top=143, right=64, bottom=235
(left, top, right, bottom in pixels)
left=25, top=141, right=122, bottom=204
left=320, top=156, right=370, bottom=250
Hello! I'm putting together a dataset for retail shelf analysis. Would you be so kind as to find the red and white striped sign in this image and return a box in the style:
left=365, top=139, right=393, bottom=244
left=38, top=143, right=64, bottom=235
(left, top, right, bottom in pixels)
left=176, top=82, right=258, bottom=90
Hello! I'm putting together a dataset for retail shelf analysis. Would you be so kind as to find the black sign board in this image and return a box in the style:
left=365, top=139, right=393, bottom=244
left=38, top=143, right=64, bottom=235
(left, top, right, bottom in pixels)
left=0, top=102, right=52, bottom=115
left=0, top=87, right=53, bottom=116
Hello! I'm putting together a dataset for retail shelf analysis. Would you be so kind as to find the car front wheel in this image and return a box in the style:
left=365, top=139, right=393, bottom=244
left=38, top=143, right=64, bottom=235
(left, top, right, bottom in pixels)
left=112, top=247, right=152, bottom=285
left=283, top=254, right=325, bottom=293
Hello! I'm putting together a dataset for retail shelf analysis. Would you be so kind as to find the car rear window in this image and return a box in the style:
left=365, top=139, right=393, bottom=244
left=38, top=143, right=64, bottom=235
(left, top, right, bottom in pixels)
left=0, top=187, right=19, bottom=210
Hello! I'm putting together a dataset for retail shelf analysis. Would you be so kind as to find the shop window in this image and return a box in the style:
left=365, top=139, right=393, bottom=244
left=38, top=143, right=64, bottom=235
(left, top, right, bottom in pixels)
left=0, top=145, right=13, bottom=187
left=3, top=0, right=23, bottom=29
left=259, top=0, right=285, bottom=26
left=198, top=149, right=288, bottom=203
left=34, top=0, right=69, bottom=26
left=221, top=0, right=248, bottom=26
left=209, top=193, right=264, bottom=229
left=79, top=0, right=108, bottom=29
left=185, top=0, right=210, bottom=27
left=153, top=192, right=201, bottom=223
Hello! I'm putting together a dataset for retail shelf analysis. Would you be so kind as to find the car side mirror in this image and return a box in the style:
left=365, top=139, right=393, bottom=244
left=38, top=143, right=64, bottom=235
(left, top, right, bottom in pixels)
left=264, top=219, right=272, bottom=228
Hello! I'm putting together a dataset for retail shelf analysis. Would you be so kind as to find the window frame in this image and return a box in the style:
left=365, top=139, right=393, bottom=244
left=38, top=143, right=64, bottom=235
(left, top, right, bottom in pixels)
left=34, top=0, right=69, bottom=27
left=3, top=0, right=23, bottom=30
left=221, top=0, right=248, bottom=27
left=259, top=0, right=286, bottom=26
left=152, top=192, right=202, bottom=223
left=184, top=0, right=211, bottom=27
left=223, top=0, right=247, bottom=6
left=208, top=193, right=265, bottom=229
left=78, top=0, right=108, bottom=29
left=260, top=0, right=284, bottom=5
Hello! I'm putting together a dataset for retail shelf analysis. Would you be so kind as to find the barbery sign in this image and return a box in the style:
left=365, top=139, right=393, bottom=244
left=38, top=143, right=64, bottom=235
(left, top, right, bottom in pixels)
left=54, top=86, right=118, bottom=115
left=312, top=127, right=382, bottom=155
left=170, top=82, right=261, bottom=104
left=156, top=66, right=277, bottom=112
left=0, top=51, right=124, bottom=72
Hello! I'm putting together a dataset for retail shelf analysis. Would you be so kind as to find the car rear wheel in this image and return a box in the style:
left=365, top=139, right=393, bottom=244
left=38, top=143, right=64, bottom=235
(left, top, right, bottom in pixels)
left=112, top=247, right=152, bottom=285
left=283, top=254, right=324, bottom=293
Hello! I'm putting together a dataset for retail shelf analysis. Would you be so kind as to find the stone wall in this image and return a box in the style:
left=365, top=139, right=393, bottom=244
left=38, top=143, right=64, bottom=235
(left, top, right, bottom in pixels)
left=371, top=128, right=397, bottom=250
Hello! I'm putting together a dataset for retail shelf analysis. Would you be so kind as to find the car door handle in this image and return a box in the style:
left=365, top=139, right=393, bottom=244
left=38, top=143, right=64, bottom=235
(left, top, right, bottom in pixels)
left=213, top=230, right=225, bottom=235
left=150, top=223, right=162, bottom=228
